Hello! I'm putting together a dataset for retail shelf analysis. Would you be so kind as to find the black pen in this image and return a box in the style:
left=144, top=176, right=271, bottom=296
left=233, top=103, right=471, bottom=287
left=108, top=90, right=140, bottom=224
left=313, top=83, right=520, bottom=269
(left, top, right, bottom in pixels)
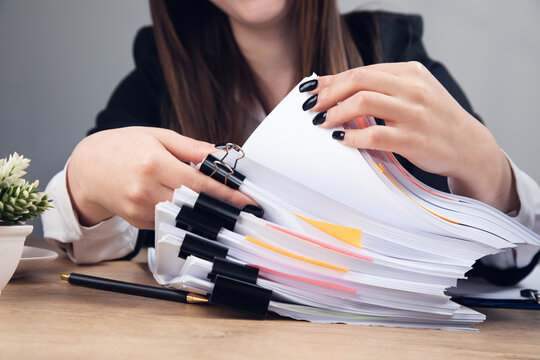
left=61, top=272, right=208, bottom=304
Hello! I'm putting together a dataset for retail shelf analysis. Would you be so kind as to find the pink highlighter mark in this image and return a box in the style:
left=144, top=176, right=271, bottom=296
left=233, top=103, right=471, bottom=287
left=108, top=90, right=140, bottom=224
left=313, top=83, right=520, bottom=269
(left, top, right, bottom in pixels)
left=250, top=264, right=359, bottom=294
left=266, top=223, right=373, bottom=262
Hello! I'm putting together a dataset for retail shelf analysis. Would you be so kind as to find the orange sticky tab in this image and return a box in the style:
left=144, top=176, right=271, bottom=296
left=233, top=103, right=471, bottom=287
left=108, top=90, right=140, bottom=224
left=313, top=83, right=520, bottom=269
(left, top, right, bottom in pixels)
left=245, top=236, right=348, bottom=273
left=294, top=214, right=362, bottom=248
left=266, top=223, right=372, bottom=262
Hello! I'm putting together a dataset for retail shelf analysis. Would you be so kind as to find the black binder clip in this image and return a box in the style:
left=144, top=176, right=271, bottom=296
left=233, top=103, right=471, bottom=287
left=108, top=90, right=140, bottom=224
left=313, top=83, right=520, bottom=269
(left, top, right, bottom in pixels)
left=210, top=274, right=272, bottom=317
left=242, top=204, right=264, bottom=218
left=520, top=289, right=540, bottom=304
left=176, top=206, right=224, bottom=240
left=192, top=191, right=265, bottom=232
left=194, top=192, right=242, bottom=231
left=207, top=257, right=259, bottom=285
left=177, top=233, right=229, bottom=261
left=200, top=143, right=246, bottom=190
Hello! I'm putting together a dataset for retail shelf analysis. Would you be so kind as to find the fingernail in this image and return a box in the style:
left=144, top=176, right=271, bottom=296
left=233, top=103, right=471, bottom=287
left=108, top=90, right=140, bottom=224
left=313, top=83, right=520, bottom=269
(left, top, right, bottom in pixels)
left=299, top=79, right=318, bottom=93
left=332, top=131, right=345, bottom=141
left=312, top=112, right=327, bottom=125
left=302, top=94, right=318, bottom=111
left=242, top=204, right=264, bottom=218
left=214, top=143, right=227, bottom=149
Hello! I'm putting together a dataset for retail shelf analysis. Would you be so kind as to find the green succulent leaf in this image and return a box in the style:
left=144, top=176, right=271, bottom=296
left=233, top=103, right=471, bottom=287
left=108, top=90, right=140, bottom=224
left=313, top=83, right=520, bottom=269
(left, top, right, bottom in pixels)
left=0, top=153, right=53, bottom=224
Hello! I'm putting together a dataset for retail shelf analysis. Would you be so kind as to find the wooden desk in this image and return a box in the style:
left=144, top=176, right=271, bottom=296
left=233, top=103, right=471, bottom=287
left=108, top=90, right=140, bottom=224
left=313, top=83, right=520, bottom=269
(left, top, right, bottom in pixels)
left=1, top=251, right=539, bottom=360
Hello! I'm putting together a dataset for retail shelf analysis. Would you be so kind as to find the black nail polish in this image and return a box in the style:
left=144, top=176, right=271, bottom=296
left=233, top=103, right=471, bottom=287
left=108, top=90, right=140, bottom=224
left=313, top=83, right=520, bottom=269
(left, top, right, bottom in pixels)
left=302, top=94, right=318, bottom=111
left=214, top=143, right=227, bottom=149
left=332, top=131, right=345, bottom=141
left=299, top=79, right=318, bottom=93
left=242, top=204, right=264, bottom=218
left=312, top=112, right=327, bottom=125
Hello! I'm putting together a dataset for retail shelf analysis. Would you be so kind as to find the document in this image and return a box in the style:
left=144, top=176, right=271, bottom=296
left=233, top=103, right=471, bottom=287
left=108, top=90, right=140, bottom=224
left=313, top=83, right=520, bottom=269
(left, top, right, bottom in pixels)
left=147, top=75, right=540, bottom=330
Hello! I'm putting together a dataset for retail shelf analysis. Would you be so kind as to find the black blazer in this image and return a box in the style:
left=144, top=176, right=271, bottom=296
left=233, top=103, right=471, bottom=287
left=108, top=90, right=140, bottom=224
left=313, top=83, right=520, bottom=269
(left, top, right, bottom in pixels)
left=91, top=11, right=482, bottom=192
left=90, top=12, right=535, bottom=284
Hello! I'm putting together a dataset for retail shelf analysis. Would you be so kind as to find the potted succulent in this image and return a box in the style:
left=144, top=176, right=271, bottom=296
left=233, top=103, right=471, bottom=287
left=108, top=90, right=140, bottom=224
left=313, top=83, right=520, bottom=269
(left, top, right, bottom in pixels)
left=0, top=153, right=53, bottom=294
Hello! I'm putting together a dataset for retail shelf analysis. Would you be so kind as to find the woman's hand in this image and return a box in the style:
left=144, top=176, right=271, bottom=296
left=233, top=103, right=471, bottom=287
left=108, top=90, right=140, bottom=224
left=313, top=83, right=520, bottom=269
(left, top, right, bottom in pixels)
left=67, top=126, right=253, bottom=229
left=302, top=62, right=519, bottom=213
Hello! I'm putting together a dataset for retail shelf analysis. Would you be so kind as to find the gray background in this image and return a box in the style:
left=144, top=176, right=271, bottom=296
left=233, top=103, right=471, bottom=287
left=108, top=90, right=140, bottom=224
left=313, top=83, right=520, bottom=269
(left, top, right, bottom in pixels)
left=1, top=0, right=539, bottom=238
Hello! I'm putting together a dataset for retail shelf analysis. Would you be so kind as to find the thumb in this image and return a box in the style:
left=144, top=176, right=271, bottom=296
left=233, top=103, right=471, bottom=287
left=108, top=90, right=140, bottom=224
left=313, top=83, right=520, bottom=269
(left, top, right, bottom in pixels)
left=151, top=128, right=215, bottom=164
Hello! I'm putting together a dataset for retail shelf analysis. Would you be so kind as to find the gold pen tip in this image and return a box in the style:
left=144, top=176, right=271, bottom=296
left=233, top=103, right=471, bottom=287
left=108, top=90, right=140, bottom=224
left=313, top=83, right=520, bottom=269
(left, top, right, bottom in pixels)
left=60, top=273, right=70, bottom=281
left=186, top=293, right=209, bottom=304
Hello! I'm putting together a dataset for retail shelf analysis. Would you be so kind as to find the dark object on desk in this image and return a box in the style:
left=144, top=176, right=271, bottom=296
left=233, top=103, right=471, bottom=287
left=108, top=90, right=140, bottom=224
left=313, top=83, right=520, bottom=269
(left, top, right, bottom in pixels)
left=210, top=275, right=272, bottom=317
left=469, top=250, right=540, bottom=286
left=61, top=272, right=271, bottom=316
left=452, top=288, right=540, bottom=310
left=61, top=272, right=208, bottom=304
left=521, top=289, right=540, bottom=303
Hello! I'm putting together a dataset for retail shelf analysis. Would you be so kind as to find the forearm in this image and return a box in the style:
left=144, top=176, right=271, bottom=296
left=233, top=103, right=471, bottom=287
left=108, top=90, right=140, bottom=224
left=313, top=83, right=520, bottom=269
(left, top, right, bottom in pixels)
left=42, top=165, right=139, bottom=264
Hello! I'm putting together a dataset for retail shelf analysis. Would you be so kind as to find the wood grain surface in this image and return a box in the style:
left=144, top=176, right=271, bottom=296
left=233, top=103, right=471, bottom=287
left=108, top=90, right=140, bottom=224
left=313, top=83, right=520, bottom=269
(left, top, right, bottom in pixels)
left=1, top=250, right=539, bottom=360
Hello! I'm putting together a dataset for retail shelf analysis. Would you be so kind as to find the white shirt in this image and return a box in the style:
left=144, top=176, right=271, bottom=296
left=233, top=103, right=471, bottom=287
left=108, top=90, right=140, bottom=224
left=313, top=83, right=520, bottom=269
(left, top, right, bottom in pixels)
left=42, top=154, right=540, bottom=266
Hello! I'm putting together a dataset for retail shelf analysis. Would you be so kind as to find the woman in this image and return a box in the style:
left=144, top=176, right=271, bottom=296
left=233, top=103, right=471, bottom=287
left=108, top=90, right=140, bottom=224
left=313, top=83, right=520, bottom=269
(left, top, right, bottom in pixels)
left=42, top=0, right=539, bottom=282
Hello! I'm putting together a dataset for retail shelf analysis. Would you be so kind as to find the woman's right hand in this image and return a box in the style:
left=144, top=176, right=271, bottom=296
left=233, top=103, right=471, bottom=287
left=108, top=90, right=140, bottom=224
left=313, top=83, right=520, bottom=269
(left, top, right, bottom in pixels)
left=66, top=126, right=253, bottom=229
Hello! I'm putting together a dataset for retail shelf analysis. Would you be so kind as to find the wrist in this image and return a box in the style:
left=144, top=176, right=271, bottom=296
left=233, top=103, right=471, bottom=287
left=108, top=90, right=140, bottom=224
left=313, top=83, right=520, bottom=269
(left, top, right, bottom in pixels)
left=448, top=149, right=520, bottom=213
left=66, top=160, right=113, bottom=227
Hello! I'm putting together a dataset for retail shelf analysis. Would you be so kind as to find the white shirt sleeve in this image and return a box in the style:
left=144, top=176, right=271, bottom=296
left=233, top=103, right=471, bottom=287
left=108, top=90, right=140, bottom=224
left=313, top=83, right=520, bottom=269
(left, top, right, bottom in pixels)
left=41, top=163, right=139, bottom=264
left=476, top=154, right=540, bottom=269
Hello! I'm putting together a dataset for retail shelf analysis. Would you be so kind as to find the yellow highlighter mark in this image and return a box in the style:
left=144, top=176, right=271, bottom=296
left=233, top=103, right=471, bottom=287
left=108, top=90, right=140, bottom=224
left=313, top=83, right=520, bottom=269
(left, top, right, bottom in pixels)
left=370, top=159, right=460, bottom=225
left=245, top=236, right=348, bottom=272
left=294, top=214, right=362, bottom=248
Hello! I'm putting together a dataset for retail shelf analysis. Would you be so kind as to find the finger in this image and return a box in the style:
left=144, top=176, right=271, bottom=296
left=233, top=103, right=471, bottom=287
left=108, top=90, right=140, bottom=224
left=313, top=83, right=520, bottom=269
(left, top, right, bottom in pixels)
left=154, top=151, right=203, bottom=189
left=359, top=61, right=429, bottom=77
left=333, top=126, right=409, bottom=155
left=150, top=183, right=175, bottom=204
left=149, top=127, right=215, bottom=164
left=318, top=91, right=410, bottom=129
left=130, top=220, right=155, bottom=230
left=311, top=69, right=405, bottom=113
left=121, top=181, right=172, bottom=227
left=183, top=167, right=256, bottom=207
left=314, top=61, right=425, bottom=92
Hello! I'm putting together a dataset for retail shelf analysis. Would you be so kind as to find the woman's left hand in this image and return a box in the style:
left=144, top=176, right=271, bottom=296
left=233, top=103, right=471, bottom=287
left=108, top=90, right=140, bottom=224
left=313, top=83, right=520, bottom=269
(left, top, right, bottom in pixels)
left=302, top=61, right=519, bottom=213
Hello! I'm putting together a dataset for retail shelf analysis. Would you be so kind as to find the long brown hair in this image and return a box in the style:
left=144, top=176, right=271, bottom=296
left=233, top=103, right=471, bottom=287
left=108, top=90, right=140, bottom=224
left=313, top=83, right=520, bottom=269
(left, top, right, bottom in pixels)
left=150, top=0, right=369, bottom=145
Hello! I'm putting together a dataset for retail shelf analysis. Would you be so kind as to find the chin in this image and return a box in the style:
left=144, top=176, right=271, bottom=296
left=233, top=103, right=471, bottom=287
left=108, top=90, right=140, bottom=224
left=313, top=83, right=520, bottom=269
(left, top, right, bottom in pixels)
left=210, top=0, right=293, bottom=28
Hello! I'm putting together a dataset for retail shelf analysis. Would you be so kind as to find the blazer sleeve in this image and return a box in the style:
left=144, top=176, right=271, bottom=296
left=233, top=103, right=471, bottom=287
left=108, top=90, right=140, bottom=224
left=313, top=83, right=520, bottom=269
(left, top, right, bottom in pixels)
left=44, top=27, right=166, bottom=263
left=347, top=12, right=539, bottom=284
left=87, top=26, right=165, bottom=135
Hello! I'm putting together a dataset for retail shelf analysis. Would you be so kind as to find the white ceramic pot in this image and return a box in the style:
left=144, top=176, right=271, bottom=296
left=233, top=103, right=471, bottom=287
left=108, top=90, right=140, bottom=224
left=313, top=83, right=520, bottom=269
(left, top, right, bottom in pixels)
left=0, top=224, right=33, bottom=295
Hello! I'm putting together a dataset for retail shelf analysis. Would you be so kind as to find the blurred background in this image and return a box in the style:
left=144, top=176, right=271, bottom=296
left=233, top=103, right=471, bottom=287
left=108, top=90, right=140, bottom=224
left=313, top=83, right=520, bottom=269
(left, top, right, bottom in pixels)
left=1, top=0, right=539, bottom=239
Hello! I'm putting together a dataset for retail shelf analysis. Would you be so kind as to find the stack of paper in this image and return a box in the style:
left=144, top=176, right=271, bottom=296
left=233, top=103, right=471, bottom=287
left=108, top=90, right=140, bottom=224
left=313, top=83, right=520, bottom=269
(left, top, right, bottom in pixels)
left=148, top=75, right=540, bottom=330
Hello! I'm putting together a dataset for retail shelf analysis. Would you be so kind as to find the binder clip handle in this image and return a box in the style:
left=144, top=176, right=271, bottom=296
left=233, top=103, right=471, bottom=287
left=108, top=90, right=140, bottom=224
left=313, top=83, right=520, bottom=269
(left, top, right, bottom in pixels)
left=215, top=143, right=245, bottom=170
left=520, top=289, right=540, bottom=304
